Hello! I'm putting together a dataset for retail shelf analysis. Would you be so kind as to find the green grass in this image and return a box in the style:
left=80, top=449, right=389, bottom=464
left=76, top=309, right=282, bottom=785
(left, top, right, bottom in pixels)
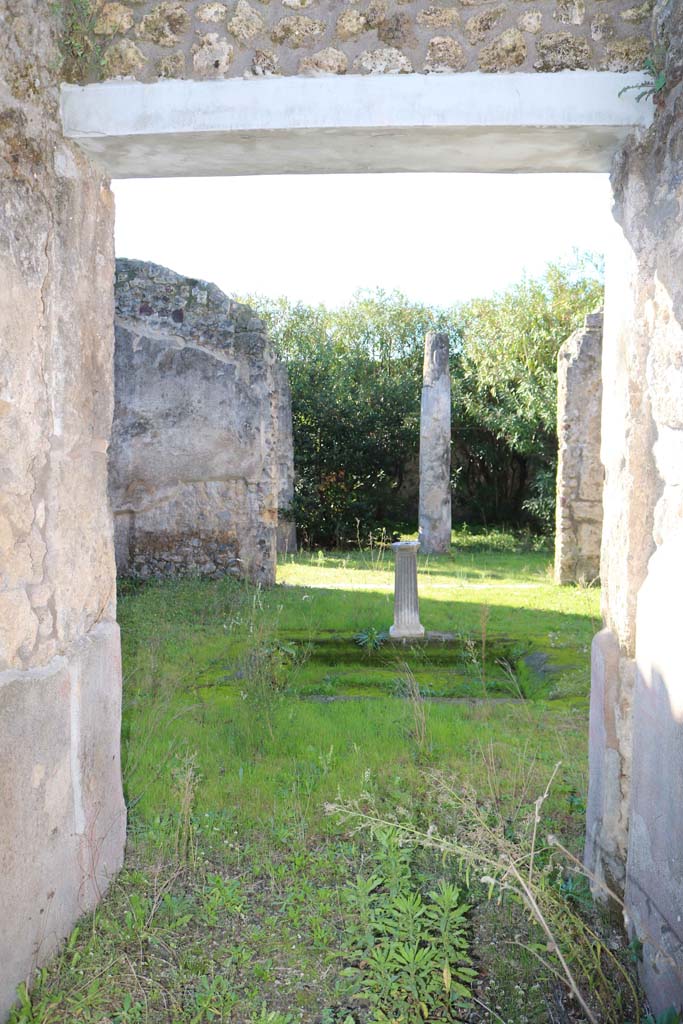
left=13, top=532, right=645, bottom=1024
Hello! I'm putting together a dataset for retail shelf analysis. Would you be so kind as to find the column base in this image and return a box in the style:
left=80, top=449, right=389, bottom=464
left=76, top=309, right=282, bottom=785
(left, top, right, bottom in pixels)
left=390, top=624, right=425, bottom=640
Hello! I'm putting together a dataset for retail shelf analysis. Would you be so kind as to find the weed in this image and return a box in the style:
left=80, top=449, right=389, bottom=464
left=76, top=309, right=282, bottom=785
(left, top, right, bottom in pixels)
left=112, top=994, right=145, bottom=1023
left=341, top=831, right=474, bottom=1022
left=201, top=875, right=244, bottom=925
left=331, top=766, right=643, bottom=1024
left=173, top=752, right=201, bottom=866
left=189, top=974, right=236, bottom=1022
left=618, top=50, right=667, bottom=104
left=251, top=1007, right=298, bottom=1024
left=398, top=663, right=429, bottom=755
left=51, top=0, right=106, bottom=83
left=353, top=627, right=389, bottom=652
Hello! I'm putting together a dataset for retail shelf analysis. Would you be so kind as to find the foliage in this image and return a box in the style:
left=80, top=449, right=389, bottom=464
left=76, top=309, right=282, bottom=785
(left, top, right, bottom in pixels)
left=251, top=258, right=603, bottom=544
left=643, top=1009, right=681, bottom=1024
left=255, top=290, right=450, bottom=547
left=456, top=258, right=603, bottom=529
left=332, top=767, right=645, bottom=1024
left=341, top=831, right=475, bottom=1022
left=618, top=51, right=667, bottom=104
left=353, top=627, right=389, bottom=651
left=52, top=0, right=107, bottom=83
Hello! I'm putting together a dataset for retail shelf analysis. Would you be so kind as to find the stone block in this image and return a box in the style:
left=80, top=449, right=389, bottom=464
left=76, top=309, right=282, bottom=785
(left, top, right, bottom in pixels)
left=0, top=623, right=126, bottom=1020
left=585, top=628, right=633, bottom=895
left=625, top=538, right=683, bottom=1011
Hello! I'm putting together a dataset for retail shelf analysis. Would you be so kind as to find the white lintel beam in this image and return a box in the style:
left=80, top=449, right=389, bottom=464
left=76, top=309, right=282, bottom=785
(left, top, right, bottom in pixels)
left=61, top=71, right=653, bottom=178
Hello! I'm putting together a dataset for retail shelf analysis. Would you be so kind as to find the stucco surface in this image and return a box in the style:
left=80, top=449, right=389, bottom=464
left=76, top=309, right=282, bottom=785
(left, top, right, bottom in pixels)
left=0, top=4, right=124, bottom=1016
left=0, top=624, right=126, bottom=1021
left=587, top=0, right=683, bottom=1008
left=0, top=11, right=117, bottom=673
left=628, top=539, right=683, bottom=1011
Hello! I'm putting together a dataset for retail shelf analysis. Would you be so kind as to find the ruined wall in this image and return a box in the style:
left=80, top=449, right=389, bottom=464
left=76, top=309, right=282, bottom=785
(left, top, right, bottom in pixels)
left=554, top=310, right=603, bottom=585
left=110, top=259, right=293, bottom=585
left=80, top=0, right=650, bottom=82
left=0, top=3, right=125, bottom=1017
left=586, top=0, right=683, bottom=1009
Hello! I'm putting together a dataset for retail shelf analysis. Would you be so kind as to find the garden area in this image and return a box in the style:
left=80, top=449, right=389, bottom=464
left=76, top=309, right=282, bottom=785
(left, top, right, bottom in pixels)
left=13, top=531, right=656, bottom=1024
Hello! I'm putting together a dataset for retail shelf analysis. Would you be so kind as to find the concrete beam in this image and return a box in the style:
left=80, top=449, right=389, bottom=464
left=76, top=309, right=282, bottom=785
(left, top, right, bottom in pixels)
left=61, top=71, right=653, bottom=178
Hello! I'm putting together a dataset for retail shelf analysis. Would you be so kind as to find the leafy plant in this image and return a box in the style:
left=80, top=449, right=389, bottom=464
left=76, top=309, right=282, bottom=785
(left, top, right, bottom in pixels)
left=354, top=627, right=389, bottom=652
left=189, top=974, right=236, bottom=1022
left=251, top=1007, right=298, bottom=1024
left=341, top=830, right=474, bottom=1021
left=643, top=1009, right=682, bottom=1024
left=332, top=768, right=645, bottom=1024
left=112, top=994, right=145, bottom=1024
left=201, top=874, right=244, bottom=925
left=618, top=52, right=667, bottom=104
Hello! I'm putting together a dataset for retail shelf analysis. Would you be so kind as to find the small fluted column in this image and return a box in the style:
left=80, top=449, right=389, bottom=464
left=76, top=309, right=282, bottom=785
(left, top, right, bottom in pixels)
left=419, top=330, right=452, bottom=554
left=390, top=541, right=425, bottom=639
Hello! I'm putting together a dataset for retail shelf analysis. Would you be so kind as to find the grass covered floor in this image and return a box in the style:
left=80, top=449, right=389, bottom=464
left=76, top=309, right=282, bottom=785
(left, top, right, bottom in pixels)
left=13, top=534, right=646, bottom=1024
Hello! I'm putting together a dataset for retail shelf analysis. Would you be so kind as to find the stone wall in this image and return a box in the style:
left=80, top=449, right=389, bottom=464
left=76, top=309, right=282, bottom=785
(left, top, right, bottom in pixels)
left=554, top=310, right=603, bottom=585
left=0, top=3, right=125, bottom=1017
left=110, top=259, right=293, bottom=585
left=586, top=0, right=683, bottom=1009
left=81, top=0, right=651, bottom=82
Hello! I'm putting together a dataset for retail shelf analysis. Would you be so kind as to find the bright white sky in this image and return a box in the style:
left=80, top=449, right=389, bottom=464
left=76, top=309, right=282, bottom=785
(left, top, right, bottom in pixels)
left=113, top=173, right=613, bottom=308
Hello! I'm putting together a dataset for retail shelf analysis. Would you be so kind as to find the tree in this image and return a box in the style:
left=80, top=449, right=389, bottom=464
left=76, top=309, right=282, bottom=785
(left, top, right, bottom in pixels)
left=253, top=291, right=455, bottom=547
left=247, top=256, right=604, bottom=545
left=456, top=258, right=603, bottom=529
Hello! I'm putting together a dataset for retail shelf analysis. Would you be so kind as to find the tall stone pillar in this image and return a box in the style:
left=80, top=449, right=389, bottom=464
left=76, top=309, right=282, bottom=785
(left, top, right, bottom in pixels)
left=390, top=542, right=425, bottom=639
left=418, top=332, right=451, bottom=555
left=0, top=5, right=125, bottom=1017
left=554, top=311, right=604, bottom=585
left=274, top=363, right=297, bottom=556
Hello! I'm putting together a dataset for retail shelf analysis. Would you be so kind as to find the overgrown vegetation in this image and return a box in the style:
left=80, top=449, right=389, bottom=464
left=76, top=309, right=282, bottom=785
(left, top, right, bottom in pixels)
left=340, top=833, right=475, bottom=1021
left=12, top=534, right=662, bottom=1023
left=251, top=257, right=603, bottom=546
left=52, top=0, right=107, bottom=83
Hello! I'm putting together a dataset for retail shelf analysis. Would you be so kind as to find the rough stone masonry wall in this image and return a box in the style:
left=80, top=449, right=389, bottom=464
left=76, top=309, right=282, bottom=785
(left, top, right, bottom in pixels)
left=82, top=0, right=652, bottom=82
left=110, top=259, right=294, bottom=585
left=554, top=310, right=603, bottom=585
left=0, top=3, right=125, bottom=1019
left=586, top=0, right=683, bottom=1010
